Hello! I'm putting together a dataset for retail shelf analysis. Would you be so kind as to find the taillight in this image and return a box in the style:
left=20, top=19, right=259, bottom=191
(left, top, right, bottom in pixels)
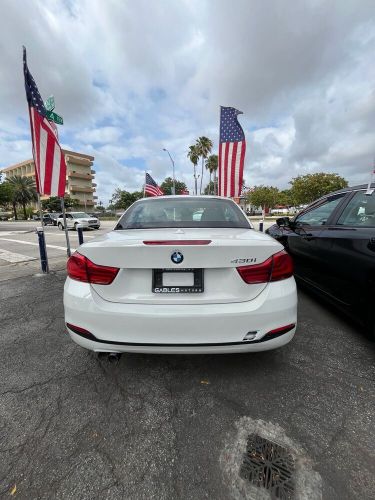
left=237, top=250, right=293, bottom=284
left=67, top=252, right=119, bottom=285
left=237, top=256, right=273, bottom=284
left=270, top=250, right=294, bottom=282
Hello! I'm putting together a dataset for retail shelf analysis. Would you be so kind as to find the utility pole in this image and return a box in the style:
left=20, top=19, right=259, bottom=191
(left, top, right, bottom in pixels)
left=163, top=148, right=176, bottom=195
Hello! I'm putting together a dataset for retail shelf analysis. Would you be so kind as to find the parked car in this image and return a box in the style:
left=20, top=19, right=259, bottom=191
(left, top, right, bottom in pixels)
left=266, top=183, right=375, bottom=337
left=42, top=213, right=58, bottom=226
left=57, top=212, right=100, bottom=230
left=64, top=196, right=297, bottom=355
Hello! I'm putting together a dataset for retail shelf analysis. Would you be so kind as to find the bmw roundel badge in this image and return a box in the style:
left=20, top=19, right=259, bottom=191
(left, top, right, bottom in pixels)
left=171, top=251, right=183, bottom=264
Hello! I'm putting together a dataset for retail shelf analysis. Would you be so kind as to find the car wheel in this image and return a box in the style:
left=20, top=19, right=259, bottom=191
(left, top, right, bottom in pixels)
left=58, top=223, right=64, bottom=230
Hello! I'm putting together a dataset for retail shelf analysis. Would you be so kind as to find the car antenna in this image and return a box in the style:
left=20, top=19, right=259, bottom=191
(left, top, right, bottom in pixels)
left=365, top=156, right=375, bottom=196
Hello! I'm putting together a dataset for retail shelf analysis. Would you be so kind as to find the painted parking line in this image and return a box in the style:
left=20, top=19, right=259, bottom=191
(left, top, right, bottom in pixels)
left=50, top=233, right=95, bottom=238
left=0, top=249, right=37, bottom=263
left=0, top=238, right=76, bottom=253
left=0, top=231, right=33, bottom=236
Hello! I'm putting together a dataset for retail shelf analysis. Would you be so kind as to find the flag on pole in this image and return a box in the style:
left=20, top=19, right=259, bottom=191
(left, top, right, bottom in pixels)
left=23, top=47, right=66, bottom=197
left=218, top=106, right=246, bottom=198
left=145, top=173, right=164, bottom=197
left=181, top=189, right=189, bottom=195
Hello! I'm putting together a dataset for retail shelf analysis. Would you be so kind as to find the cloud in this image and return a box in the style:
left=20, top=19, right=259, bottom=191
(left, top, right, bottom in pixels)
left=76, top=127, right=123, bottom=144
left=0, top=0, right=374, bottom=203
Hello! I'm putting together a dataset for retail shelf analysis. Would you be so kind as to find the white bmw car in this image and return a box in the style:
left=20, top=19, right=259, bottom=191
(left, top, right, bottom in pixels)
left=64, top=196, right=297, bottom=354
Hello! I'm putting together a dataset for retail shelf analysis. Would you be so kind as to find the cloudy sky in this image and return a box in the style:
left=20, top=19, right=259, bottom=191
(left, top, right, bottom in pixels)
left=1, top=0, right=374, bottom=203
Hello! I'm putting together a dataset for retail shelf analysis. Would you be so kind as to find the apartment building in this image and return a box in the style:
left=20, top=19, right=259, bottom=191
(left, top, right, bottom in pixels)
left=1, top=149, right=97, bottom=211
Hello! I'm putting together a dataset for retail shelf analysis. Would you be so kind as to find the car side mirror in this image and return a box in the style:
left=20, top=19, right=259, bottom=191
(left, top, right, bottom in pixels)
left=276, top=217, right=291, bottom=227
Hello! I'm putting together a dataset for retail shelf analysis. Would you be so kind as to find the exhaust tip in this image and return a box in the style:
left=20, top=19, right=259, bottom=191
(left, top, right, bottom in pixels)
left=107, top=352, right=122, bottom=363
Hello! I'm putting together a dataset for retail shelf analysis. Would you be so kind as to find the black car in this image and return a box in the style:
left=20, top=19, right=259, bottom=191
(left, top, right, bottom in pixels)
left=42, top=213, right=58, bottom=226
left=266, top=183, right=375, bottom=337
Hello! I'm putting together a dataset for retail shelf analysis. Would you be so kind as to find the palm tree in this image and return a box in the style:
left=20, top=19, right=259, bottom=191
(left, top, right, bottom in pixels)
left=7, top=176, right=37, bottom=220
left=187, top=145, right=200, bottom=195
left=195, top=137, right=213, bottom=194
left=205, top=154, right=218, bottom=195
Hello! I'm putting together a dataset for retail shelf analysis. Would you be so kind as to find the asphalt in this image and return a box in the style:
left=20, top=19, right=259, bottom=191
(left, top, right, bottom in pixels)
left=0, top=271, right=374, bottom=499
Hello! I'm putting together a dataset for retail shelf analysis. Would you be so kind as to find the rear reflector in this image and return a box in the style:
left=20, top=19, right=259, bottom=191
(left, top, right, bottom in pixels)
left=66, top=323, right=91, bottom=336
left=143, top=240, right=211, bottom=245
left=237, top=250, right=293, bottom=284
left=67, top=252, right=119, bottom=285
left=266, top=324, right=295, bottom=336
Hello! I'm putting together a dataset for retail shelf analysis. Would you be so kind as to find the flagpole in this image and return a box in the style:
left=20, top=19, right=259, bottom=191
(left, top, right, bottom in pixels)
left=143, top=172, right=146, bottom=198
left=60, top=197, right=71, bottom=257
left=25, top=56, right=49, bottom=273
left=366, top=157, right=375, bottom=195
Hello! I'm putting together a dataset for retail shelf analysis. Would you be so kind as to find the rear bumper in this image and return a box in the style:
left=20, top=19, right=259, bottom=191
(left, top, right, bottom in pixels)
left=67, top=328, right=296, bottom=354
left=77, top=222, right=100, bottom=229
left=64, top=277, right=297, bottom=354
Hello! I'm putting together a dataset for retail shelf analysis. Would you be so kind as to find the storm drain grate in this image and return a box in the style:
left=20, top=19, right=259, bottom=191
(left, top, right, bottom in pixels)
left=239, top=433, right=295, bottom=499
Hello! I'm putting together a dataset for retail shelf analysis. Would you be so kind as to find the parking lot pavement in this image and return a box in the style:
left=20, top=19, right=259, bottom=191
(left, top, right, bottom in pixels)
left=0, top=221, right=115, bottom=280
left=0, top=273, right=374, bottom=499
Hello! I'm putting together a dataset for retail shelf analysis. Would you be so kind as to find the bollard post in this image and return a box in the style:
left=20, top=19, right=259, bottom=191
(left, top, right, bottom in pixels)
left=36, top=226, right=49, bottom=273
left=259, top=220, right=264, bottom=232
left=77, top=224, right=84, bottom=246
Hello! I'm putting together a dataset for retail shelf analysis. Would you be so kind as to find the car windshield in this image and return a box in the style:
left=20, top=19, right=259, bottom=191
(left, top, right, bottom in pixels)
left=72, top=213, right=90, bottom=218
left=115, top=198, right=251, bottom=229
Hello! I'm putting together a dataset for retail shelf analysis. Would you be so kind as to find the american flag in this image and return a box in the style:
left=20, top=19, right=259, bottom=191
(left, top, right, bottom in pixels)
left=23, top=47, right=66, bottom=197
left=218, top=106, right=246, bottom=198
left=181, top=188, right=189, bottom=195
left=145, top=172, right=163, bottom=197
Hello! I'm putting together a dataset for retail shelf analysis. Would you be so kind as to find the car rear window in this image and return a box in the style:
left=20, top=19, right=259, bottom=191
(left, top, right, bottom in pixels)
left=115, top=198, right=251, bottom=229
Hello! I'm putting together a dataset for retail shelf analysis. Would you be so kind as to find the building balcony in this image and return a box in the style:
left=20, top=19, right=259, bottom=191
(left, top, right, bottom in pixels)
left=65, top=155, right=93, bottom=167
left=91, top=170, right=96, bottom=175
left=70, top=185, right=95, bottom=193
left=68, top=171, right=94, bottom=180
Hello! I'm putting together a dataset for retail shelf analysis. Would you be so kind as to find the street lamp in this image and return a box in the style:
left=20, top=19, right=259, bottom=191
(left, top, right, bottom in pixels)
left=163, top=148, right=176, bottom=195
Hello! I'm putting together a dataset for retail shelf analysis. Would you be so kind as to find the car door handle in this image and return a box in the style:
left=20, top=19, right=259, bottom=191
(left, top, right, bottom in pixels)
left=302, top=233, right=316, bottom=241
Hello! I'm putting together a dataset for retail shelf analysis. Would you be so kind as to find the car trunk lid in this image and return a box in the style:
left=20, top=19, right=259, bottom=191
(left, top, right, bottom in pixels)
left=79, top=228, right=282, bottom=304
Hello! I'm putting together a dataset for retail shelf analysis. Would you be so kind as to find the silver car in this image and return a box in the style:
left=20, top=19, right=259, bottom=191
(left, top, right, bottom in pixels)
left=57, top=212, right=100, bottom=231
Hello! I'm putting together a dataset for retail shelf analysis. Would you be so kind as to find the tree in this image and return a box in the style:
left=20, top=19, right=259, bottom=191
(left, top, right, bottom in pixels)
left=247, top=186, right=280, bottom=215
left=160, top=177, right=188, bottom=195
left=187, top=145, right=200, bottom=195
left=195, top=137, right=213, bottom=194
left=6, top=176, right=37, bottom=220
left=41, top=196, right=80, bottom=212
left=289, top=173, right=348, bottom=205
left=0, top=182, right=14, bottom=209
left=110, top=189, right=143, bottom=210
left=204, top=181, right=215, bottom=195
left=277, top=189, right=296, bottom=207
left=205, top=154, right=218, bottom=195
